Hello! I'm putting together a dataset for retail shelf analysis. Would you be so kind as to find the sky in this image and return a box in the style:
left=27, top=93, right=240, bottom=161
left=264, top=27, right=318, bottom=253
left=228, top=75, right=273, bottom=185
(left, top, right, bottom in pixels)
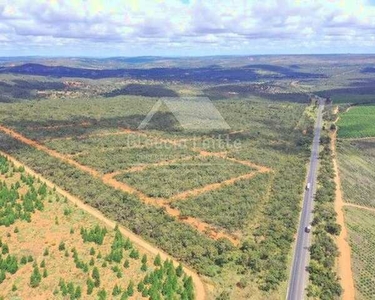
left=0, top=0, right=375, bottom=57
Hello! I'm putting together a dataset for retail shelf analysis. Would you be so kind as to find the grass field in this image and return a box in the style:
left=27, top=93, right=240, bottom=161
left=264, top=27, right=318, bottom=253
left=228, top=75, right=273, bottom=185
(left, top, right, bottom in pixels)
left=337, top=105, right=375, bottom=138
left=0, top=155, right=194, bottom=299
left=344, top=207, right=375, bottom=300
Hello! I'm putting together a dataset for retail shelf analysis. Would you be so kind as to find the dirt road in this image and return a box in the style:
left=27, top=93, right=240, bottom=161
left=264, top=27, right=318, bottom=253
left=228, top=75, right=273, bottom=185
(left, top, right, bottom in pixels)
left=331, top=130, right=356, bottom=300
left=0, top=150, right=207, bottom=300
left=0, top=123, right=240, bottom=243
left=344, top=202, right=375, bottom=213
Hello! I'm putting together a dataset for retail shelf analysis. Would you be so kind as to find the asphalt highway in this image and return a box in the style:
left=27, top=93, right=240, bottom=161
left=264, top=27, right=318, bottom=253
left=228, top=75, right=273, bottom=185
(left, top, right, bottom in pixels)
left=287, top=99, right=324, bottom=300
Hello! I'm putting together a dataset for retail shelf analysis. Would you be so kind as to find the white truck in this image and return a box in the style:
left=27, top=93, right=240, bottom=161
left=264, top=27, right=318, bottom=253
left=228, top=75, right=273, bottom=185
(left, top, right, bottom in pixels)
left=306, top=182, right=311, bottom=190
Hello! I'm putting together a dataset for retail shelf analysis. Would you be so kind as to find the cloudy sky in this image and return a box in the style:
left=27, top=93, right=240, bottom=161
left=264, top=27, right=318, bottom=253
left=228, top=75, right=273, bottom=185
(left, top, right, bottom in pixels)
left=0, top=0, right=375, bottom=57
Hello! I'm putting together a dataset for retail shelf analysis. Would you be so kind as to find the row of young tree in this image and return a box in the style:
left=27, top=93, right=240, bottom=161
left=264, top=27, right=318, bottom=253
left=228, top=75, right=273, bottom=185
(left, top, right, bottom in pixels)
left=307, top=130, right=342, bottom=299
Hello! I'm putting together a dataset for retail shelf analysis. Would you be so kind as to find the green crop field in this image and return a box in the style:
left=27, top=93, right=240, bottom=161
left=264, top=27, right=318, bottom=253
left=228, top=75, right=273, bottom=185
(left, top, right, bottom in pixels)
left=337, top=105, right=375, bottom=139
left=345, top=207, right=375, bottom=300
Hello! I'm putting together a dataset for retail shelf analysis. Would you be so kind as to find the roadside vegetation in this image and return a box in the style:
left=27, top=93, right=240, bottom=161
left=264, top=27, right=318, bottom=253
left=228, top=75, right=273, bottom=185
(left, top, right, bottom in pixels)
left=307, top=118, right=342, bottom=299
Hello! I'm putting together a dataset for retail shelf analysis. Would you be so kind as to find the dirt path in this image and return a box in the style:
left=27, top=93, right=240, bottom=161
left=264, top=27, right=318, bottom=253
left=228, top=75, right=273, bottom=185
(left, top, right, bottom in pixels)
left=344, top=203, right=375, bottom=213
left=170, top=172, right=259, bottom=201
left=331, top=127, right=356, bottom=300
left=0, top=124, right=240, bottom=244
left=0, top=125, right=101, bottom=178
left=0, top=150, right=207, bottom=300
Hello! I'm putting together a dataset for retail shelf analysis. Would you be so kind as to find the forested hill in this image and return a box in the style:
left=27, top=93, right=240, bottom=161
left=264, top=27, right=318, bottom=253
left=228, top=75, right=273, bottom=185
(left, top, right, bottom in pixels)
left=0, top=63, right=325, bottom=82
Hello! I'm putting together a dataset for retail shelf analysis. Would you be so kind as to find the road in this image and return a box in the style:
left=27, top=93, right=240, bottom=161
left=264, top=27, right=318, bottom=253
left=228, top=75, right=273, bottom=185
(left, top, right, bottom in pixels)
left=287, top=98, right=325, bottom=300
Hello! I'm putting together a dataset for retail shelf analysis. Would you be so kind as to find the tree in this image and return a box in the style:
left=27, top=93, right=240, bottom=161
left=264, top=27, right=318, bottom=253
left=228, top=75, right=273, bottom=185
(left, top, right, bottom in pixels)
left=176, top=264, right=183, bottom=277
left=137, top=281, right=145, bottom=293
left=30, top=266, right=42, bottom=288
left=127, top=281, right=134, bottom=296
left=154, top=254, right=161, bottom=266
left=75, top=286, right=82, bottom=299
left=92, top=267, right=100, bottom=287
left=123, top=259, right=130, bottom=269
left=97, top=289, right=107, bottom=300
left=86, top=278, right=94, bottom=295
left=141, top=254, right=147, bottom=264
left=112, top=284, right=121, bottom=296
left=58, top=241, right=65, bottom=251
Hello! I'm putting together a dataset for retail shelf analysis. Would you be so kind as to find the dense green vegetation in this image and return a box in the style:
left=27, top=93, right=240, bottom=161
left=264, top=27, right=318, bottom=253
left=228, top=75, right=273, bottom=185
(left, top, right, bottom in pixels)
left=337, top=105, right=375, bottom=138
left=117, top=156, right=254, bottom=198
left=173, top=173, right=272, bottom=232
left=345, top=207, right=375, bottom=300
left=75, top=145, right=195, bottom=174
left=307, top=129, right=342, bottom=299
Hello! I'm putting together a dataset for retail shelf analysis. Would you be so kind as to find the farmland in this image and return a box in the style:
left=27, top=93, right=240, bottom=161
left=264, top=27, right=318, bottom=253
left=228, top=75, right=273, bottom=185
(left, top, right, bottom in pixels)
left=337, top=105, right=375, bottom=139
left=0, top=154, right=194, bottom=299
left=337, top=139, right=375, bottom=208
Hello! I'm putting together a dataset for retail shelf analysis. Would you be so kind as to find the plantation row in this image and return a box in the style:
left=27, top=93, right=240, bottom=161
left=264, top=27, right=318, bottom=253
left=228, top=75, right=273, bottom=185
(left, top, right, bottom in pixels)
left=307, top=130, right=342, bottom=299
left=345, top=208, right=375, bottom=299
left=337, top=139, right=375, bottom=208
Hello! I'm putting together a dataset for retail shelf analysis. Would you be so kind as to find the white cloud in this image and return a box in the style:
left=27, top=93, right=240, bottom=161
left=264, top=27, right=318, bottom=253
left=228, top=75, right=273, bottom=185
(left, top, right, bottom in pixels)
left=0, top=0, right=374, bottom=56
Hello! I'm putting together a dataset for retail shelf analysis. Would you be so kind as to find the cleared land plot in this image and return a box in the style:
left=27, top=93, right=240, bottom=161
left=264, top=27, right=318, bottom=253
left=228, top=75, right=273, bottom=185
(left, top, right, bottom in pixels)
left=344, top=207, right=375, bottom=300
left=0, top=156, right=194, bottom=300
left=337, top=139, right=375, bottom=208
left=75, top=145, right=196, bottom=174
left=337, top=105, right=375, bottom=139
left=116, top=156, right=255, bottom=198
left=45, top=132, right=163, bottom=156
left=172, top=172, right=272, bottom=232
